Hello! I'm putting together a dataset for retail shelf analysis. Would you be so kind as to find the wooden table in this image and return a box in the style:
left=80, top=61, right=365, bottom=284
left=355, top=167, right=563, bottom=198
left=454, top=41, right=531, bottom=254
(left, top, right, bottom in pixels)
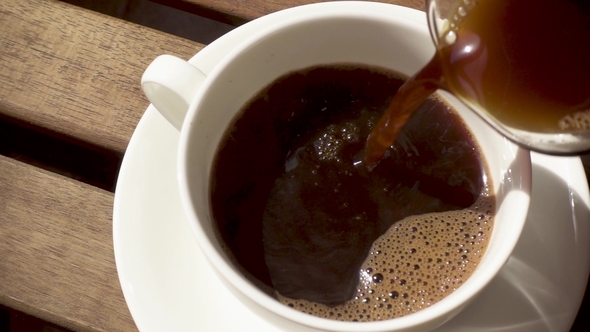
left=0, top=0, right=587, bottom=331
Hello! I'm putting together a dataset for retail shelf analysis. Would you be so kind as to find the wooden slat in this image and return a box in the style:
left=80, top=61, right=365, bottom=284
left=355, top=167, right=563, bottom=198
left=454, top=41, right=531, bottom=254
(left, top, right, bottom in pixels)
left=0, top=155, right=134, bottom=332
left=154, top=0, right=425, bottom=26
left=0, top=0, right=203, bottom=154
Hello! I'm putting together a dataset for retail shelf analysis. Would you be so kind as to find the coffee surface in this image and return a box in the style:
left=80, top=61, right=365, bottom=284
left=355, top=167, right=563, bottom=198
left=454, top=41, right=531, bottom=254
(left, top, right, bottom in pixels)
left=210, top=64, right=494, bottom=321
left=277, top=196, right=493, bottom=321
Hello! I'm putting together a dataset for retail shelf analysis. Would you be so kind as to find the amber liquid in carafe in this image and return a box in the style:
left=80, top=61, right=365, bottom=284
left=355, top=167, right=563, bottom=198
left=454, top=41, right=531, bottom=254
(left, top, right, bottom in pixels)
left=364, top=0, right=590, bottom=167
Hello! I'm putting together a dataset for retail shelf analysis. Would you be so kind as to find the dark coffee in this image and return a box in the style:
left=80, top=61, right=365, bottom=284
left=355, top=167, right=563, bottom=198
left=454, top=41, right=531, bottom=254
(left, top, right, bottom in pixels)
left=210, top=64, right=494, bottom=321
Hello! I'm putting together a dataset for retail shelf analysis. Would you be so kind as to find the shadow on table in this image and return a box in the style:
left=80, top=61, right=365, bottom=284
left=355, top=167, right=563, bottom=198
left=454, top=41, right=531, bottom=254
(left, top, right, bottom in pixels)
left=61, top=0, right=234, bottom=44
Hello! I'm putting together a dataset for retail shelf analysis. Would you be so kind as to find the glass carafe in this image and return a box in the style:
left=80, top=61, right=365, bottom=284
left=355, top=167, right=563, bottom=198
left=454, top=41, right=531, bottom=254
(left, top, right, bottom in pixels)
left=425, top=0, right=590, bottom=154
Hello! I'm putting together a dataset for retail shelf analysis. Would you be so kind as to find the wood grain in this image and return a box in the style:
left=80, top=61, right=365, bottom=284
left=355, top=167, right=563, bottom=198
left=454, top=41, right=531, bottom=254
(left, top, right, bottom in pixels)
left=0, top=0, right=203, bottom=154
left=155, top=0, right=425, bottom=25
left=0, top=156, right=134, bottom=332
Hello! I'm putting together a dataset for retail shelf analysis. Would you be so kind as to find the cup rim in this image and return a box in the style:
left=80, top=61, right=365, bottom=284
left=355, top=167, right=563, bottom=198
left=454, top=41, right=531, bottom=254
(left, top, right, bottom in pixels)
left=175, top=7, right=532, bottom=332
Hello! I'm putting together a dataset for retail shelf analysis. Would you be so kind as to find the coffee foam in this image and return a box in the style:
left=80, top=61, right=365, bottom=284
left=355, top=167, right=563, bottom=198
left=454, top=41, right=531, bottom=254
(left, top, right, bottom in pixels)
left=559, top=109, right=590, bottom=131
left=313, top=122, right=362, bottom=162
left=276, top=194, right=494, bottom=322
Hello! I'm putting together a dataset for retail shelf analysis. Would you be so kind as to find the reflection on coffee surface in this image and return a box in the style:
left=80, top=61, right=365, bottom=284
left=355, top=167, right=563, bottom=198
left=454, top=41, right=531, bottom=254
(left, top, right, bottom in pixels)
left=210, top=64, right=494, bottom=321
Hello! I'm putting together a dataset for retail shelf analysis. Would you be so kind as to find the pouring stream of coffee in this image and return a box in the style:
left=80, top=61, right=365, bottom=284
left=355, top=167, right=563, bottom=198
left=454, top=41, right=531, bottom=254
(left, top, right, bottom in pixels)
left=364, top=0, right=590, bottom=167
left=363, top=57, right=442, bottom=168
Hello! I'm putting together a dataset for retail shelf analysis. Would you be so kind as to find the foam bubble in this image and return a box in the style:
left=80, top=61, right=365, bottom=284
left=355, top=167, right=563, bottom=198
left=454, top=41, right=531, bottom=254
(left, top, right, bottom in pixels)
left=313, top=121, right=361, bottom=161
left=276, top=194, right=494, bottom=322
left=559, top=110, right=590, bottom=130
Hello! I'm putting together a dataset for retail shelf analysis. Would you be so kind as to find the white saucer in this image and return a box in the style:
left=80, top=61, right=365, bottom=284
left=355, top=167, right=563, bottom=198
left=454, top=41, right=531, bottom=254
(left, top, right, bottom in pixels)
left=113, top=3, right=590, bottom=331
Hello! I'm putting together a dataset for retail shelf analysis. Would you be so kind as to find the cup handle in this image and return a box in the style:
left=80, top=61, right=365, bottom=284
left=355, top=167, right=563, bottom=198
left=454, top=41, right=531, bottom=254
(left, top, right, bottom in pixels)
left=141, top=55, right=207, bottom=131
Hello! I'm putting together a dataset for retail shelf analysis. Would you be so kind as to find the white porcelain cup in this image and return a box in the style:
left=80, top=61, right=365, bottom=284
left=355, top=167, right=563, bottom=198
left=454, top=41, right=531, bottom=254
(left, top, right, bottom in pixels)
left=141, top=3, right=532, bottom=331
